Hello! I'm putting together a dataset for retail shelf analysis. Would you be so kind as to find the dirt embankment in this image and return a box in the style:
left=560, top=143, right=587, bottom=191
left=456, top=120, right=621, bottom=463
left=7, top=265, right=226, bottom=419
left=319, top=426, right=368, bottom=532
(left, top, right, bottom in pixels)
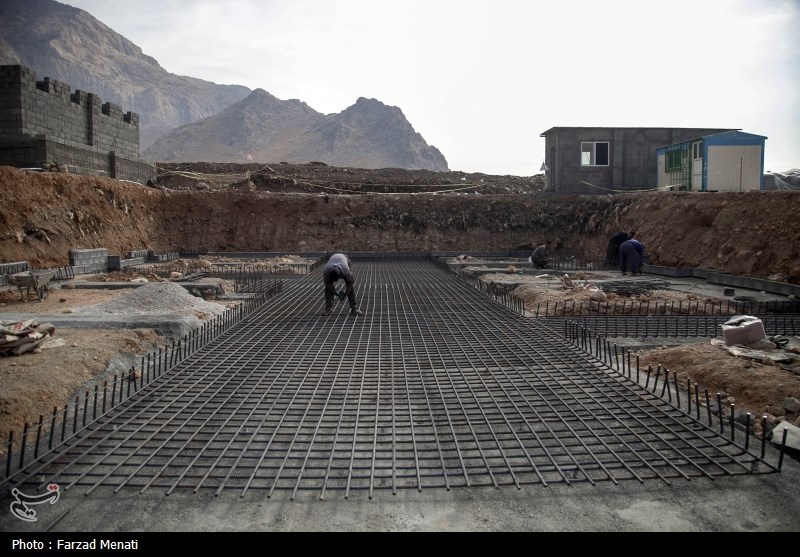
left=1, top=165, right=799, bottom=284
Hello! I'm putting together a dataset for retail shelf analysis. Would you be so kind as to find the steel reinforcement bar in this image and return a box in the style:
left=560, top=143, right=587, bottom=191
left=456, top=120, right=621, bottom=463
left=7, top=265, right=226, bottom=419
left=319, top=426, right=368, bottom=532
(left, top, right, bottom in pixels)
left=562, top=321, right=789, bottom=468
left=0, top=261, right=782, bottom=498
left=1, top=282, right=283, bottom=481
left=547, top=314, right=800, bottom=338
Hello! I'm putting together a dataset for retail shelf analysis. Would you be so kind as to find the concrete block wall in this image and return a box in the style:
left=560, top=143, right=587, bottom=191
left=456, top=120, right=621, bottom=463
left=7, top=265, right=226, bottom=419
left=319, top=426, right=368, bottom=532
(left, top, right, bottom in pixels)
left=0, top=261, right=31, bottom=286
left=108, top=255, right=146, bottom=271
left=0, top=65, right=155, bottom=184
left=147, top=252, right=179, bottom=262
left=68, top=248, right=108, bottom=273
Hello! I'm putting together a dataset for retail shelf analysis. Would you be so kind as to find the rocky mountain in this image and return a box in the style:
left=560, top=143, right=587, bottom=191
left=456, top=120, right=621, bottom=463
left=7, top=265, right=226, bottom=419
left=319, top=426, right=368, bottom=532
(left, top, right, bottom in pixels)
left=0, top=0, right=252, bottom=149
left=144, top=93, right=450, bottom=171
left=0, top=0, right=450, bottom=171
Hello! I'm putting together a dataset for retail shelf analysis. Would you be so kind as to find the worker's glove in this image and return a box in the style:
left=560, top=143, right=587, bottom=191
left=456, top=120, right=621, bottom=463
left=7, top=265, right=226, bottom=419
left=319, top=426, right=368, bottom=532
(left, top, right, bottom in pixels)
left=336, top=290, right=346, bottom=301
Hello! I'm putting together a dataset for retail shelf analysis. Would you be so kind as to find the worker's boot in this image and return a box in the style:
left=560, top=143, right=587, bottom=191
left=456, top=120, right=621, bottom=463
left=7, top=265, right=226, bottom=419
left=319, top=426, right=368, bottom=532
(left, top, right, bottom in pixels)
left=350, top=308, right=363, bottom=316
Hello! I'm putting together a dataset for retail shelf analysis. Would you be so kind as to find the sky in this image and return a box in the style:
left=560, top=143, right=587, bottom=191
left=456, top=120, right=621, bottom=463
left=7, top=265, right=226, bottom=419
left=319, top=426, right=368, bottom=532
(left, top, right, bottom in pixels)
left=64, top=0, right=800, bottom=176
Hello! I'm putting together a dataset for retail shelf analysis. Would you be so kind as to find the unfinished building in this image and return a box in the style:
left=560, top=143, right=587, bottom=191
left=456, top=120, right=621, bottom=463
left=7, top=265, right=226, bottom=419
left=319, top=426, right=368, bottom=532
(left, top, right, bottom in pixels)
left=540, top=126, right=736, bottom=194
left=0, top=64, right=155, bottom=184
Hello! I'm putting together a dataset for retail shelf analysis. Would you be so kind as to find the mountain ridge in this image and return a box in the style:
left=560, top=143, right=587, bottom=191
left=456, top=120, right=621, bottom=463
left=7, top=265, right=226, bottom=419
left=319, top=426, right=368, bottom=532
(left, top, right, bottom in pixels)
left=144, top=91, right=449, bottom=170
left=0, top=0, right=449, bottom=170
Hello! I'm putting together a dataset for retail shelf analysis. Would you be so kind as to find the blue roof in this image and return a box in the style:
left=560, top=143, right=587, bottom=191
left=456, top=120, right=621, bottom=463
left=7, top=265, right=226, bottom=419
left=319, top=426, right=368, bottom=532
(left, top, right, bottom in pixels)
left=702, top=130, right=768, bottom=146
left=658, top=130, right=767, bottom=150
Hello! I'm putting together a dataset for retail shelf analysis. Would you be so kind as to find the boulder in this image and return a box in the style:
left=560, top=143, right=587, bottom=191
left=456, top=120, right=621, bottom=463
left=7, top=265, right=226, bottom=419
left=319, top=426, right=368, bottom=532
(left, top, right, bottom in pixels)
left=771, top=421, right=800, bottom=451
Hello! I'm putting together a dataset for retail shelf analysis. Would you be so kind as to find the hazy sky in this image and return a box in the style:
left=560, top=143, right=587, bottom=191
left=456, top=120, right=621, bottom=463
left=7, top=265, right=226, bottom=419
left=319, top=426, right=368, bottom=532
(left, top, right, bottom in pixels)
left=65, top=0, right=799, bottom=175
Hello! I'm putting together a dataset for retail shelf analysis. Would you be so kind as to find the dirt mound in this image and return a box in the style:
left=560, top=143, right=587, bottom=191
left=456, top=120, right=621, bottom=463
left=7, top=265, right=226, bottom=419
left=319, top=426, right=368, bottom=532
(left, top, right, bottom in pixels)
left=155, top=162, right=546, bottom=195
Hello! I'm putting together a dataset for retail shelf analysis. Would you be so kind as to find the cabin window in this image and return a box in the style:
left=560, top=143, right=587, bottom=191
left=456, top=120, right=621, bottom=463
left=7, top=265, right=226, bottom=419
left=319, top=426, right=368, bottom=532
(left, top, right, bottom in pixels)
left=666, top=149, right=685, bottom=172
left=581, top=142, right=609, bottom=166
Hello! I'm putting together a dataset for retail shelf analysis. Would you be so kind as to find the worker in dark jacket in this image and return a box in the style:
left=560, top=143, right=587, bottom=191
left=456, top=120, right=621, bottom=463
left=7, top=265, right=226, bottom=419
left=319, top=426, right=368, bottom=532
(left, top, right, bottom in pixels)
left=619, top=238, right=645, bottom=275
left=606, top=230, right=633, bottom=267
left=529, top=240, right=551, bottom=269
left=322, top=253, right=362, bottom=316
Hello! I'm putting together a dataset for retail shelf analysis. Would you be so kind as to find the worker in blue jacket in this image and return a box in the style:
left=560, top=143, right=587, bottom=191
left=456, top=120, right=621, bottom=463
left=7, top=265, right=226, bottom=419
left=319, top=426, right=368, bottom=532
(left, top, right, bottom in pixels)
left=322, top=253, right=362, bottom=316
left=619, top=238, right=645, bottom=275
left=606, top=230, right=634, bottom=267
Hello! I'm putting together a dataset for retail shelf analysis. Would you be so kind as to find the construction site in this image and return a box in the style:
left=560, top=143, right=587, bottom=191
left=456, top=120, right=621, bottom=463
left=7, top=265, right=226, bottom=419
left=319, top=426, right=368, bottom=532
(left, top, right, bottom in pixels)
left=1, top=164, right=800, bottom=533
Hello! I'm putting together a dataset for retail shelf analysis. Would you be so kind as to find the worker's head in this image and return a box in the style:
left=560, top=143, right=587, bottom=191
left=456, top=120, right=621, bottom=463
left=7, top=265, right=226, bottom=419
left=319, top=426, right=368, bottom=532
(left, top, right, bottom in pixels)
left=545, top=240, right=552, bottom=245
left=329, top=268, right=341, bottom=281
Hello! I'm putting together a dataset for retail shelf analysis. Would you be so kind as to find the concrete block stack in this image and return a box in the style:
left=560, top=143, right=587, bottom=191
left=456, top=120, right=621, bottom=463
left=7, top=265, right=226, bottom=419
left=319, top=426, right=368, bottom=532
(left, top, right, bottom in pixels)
left=0, top=261, right=30, bottom=286
left=147, top=251, right=179, bottom=263
left=68, top=248, right=108, bottom=274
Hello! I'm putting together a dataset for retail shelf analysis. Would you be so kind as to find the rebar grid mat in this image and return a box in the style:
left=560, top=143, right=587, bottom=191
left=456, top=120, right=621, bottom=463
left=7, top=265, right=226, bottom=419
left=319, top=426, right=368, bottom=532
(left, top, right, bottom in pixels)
left=3, top=262, right=779, bottom=498
left=544, top=315, right=800, bottom=339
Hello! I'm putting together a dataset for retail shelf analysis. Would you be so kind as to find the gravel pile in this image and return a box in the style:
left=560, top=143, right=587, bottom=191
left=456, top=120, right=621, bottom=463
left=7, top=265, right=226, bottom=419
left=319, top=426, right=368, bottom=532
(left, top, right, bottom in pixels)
left=75, top=282, right=227, bottom=317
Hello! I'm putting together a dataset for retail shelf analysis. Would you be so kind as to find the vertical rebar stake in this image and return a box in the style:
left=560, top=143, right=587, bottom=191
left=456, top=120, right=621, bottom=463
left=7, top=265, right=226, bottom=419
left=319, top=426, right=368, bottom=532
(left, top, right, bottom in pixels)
left=34, top=415, right=43, bottom=459
left=49, top=407, right=57, bottom=450
left=729, top=403, right=736, bottom=442
left=705, top=390, right=712, bottom=426
left=686, top=378, right=692, bottom=414
left=694, top=384, right=700, bottom=421
left=778, top=427, right=788, bottom=470
left=61, top=404, right=68, bottom=442
left=717, top=393, right=724, bottom=434
left=83, top=390, right=89, bottom=427
left=72, top=397, right=78, bottom=434
left=5, top=431, right=12, bottom=477
left=19, top=422, right=28, bottom=468
left=744, top=413, right=751, bottom=451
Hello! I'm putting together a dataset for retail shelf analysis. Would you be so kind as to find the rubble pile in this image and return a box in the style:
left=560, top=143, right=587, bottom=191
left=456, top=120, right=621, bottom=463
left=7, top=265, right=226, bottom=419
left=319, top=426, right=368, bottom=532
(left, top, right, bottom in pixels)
left=717, top=315, right=800, bottom=374
left=0, top=319, right=56, bottom=356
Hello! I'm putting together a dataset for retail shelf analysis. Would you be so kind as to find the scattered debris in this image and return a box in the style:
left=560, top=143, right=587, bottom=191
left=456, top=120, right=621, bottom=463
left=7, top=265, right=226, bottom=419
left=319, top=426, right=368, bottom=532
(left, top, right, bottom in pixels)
left=598, top=280, right=669, bottom=297
left=42, top=161, right=69, bottom=173
left=0, top=320, right=56, bottom=356
left=589, top=290, right=607, bottom=303
left=712, top=335, right=800, bottom=373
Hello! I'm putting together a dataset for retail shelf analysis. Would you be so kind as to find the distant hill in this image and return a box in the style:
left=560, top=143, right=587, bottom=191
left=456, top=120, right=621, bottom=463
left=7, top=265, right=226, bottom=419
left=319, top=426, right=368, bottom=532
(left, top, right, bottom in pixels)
left=144, top=92, right=450, bottom=171
left=0, top=0, right=449, bottom=170
left=0, top=0, right=251, bottom=149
